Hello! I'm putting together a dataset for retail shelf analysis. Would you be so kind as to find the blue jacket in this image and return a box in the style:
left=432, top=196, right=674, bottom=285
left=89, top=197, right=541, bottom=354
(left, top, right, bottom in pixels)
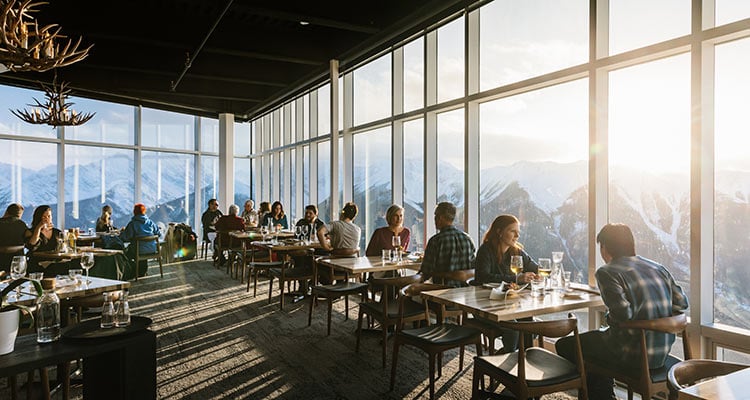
left=121, top=214, right=161, bottom=254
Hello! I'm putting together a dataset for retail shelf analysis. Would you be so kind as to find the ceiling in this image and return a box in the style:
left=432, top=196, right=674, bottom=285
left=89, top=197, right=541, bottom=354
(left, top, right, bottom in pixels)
left=0, top=0, right=478, bottom=121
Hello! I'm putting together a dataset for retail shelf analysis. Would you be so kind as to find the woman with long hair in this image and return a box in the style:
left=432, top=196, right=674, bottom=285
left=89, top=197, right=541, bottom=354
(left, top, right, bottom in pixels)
left=96, top=204, right=117, bottom=232
left=475, top=214, right=539, bottom=285
left=25, top=205, right=64, bottom=274
left=261, top=201, right=288, bottom=229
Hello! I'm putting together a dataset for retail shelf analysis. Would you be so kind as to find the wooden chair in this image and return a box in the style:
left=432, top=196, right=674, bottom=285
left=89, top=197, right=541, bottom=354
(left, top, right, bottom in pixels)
left=667, top=359, right=748, bottom=400
left=585, top=312, right=692, bottom=400
left=307, top=248, right=368, bottom=335
left=267, top=248, right=315, bottom=310
left=244, top=242, right=281, bottom=297
left=429, top=269, right=474, bottom=323
left=471, top=313, right=588, bottom=400
left=133, top=235, right=163, bottom=280
left=356, top=273, right=424, bottom=368
left=390, top=282, right=483, bottom=400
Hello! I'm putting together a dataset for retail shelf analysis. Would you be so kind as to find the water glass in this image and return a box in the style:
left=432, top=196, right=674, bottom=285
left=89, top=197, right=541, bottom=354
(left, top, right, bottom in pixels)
left=87, top=227, right=95, bottom=236
left=530, top=277, right=545, bottom=297
left=563, top=271, right=572, bottom=290
left=100, top=293, right=115, bottom=328
left=390, top=249, right=399, bottom=263
left=69, top=269, right=83, bottom=284
left=381, top=249, right=390, bottom=263
left=28, top=272, right=44, bottom=282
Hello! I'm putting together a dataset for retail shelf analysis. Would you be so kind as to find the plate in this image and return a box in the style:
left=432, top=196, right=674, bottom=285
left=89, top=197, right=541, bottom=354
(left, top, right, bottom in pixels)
left=62, top=316, right=152, bottom=340
left=482, top=283, right=502, bottom=289
left=563, top=291, right=586, bottom=300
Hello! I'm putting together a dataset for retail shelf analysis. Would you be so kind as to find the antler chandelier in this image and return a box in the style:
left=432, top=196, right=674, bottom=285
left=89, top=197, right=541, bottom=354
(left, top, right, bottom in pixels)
left=0, top=0, right=91, bottom=72
left=10, top=73, right=95, bottom=126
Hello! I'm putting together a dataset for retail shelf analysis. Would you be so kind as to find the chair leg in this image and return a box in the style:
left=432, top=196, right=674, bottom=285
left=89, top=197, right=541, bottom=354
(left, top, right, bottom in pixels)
left=253, top=269, right=260, bottom=297
left=246, top=268, right=252, bottom=293
left=429, top=353, right=436, bottom=400
left=459, top=345, right=465, bottom=370
left=438, top=351, right=443, bottom=378
left=279, top=276, right=285, bottom=310
left=344, top=294, right=349, bottom=320
left=390, top=336, right=401, bottom=390
left=134, top=257, right=139, bottom=281
left=267, top=276, right=274, bottom=304
left=307, top=290, right=315, bottom=327
left=40, top=367, right=50, bottom=400
left=158, top=256, right=164, bottom=278
left=326, top=297, right=333, bottom=336
left=356, top=309, right=364, bottom=353
left=381, top=322, right=388, bottom=368
left=58, top=361, right=70, bottom=400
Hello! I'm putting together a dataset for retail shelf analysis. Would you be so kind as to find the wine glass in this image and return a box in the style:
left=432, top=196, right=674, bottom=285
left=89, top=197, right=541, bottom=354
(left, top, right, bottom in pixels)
left=295, top=225, right=303, bottom=241
left=301, top=225, right=310, bottom=244
left=10, top=256, right=27, bottom=298
left=551, top=251, right=564, bottom=266
left=538, top=258, right=552, bottom=277
left=510, top=255, right=523, bottom=276
left=80, top=252, right=95, bottom=284
left=391, top=236, right=402, bottom=261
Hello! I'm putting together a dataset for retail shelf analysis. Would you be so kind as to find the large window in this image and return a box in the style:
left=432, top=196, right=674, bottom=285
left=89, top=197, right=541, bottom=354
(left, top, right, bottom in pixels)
left=609, top=0, right=690, bottom=55
left=64, top=145, right=134, bottom=230
left=200, top=117, right=219, bottom=153
left=0, top=86, right=58, bottom=139
left=714, top=38, right=750, bottom=330
left=353, top=127, right=392, bottom=251
left=403, top=119, right=425, bottom=249
left=479, top=79, right=589, bottom=281
left=317, top=141, right=331, bottom=222
left=437, top=17, right=464, bottom=103
left=141, top=108, right=195, bottom=150
left=437, top=109, right=465, bottom=229
left=68, top=98, right=134, bottom=145
left=403, top=38, right=424, bottom=113
left=142, top=151, right=195, bottom=227
left=0, top=139, right=58, bottom=226
left=608, top=54, right=691, bottom=291
left=354, top=54, right=392, bottom=125
left=479, top=0, right=588, bottom=91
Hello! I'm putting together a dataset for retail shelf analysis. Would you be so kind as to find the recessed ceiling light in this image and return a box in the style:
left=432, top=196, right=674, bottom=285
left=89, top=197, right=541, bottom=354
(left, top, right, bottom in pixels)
left=299, top=21, right=310, bottom=26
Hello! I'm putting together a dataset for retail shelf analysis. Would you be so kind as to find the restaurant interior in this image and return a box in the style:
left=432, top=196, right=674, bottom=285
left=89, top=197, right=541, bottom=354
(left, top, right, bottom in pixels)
left=1, top=0, right=749, bottom=399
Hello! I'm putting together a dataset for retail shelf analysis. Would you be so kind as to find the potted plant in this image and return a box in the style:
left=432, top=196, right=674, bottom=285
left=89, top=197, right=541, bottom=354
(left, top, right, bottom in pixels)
left=0, top=278, right=43, bottom=355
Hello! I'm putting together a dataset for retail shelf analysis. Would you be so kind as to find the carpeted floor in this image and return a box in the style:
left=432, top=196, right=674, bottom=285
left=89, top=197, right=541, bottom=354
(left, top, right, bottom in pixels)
left=3, top=259, right=583, bottom=399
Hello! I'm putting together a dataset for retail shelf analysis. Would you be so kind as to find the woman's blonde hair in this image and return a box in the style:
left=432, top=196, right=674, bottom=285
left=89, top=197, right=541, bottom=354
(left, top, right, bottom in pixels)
left=385, top=204, right=404, bottom=226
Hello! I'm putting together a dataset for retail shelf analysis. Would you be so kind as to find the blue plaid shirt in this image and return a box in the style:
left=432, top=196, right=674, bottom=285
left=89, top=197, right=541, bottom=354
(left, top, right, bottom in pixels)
left=596, top=255, right=689, bottom=367
left=420, top=225, right=476, bottom=282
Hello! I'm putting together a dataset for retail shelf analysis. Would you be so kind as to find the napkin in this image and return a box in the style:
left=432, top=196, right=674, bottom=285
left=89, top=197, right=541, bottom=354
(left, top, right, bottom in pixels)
left=489, top=286, right=506, bottom=300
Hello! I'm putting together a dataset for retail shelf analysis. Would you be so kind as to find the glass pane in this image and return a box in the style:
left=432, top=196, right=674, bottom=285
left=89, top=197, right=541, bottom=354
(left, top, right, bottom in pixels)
left=141, top=151, right=195, bottom=227
left=0, top=86, right=58, bottom=139
left=404, top=38, right=424, bottom=113
left=279, top=151, right=285, bottom=207
left=479, top=79, right=589, bottom=282
left=303, top=94, right=310, bottom=140
left=318, top=84, right=330, bottom=136
left=354, top=127, right=392, bottom=251
left=338, top=137, right=344, bottom=209
left=437, top=17, right=465, bottom=103
left=288, top=102, right=295, bottom=144
left=609, top=0, right=690, bottom=56
left=234, top=158, right=251, bottom=206
left=437, top=109, right=465, bottom=230
left=404, top=119, right=425, bottom=249
left=714, top=38, right=750, bottom=330
left=303, top=145, right=310, bottom=206
left=716, top=347, right=750, bottom=364
left=234, top=122, right=251, bottom=157
left=608, top=54, right=690, bottom=297
left=67, top=98, right=134, bottom=145
left=141, top=108, right=195, bottom=150
left=479, top=0, right=588, bottom=90
left=201, top=156, right=218, bottom=223
left=200, top=117, right=218, bottom=153
left=716, top=0, right=750, bottom=27
left=354, top=53, right=392, bottom=125
left=0, top=139, right=57, bottom=226
left=64, top=145, right=134, bottom=231
left=317, top=141, right=331, bottom=222
left=339, top=76, right=344, bottom=131
left=290, top=148, right=296, bottom=220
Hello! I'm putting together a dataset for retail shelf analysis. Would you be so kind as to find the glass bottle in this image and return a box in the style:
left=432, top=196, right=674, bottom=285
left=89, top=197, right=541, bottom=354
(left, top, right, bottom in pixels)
left=100, top=292, right=115, bottom=328
left=36, top=279, right=60, bottom=343
left=67, top=229, right=77, bottom=253
left=115, top=290, right=130, bottom=327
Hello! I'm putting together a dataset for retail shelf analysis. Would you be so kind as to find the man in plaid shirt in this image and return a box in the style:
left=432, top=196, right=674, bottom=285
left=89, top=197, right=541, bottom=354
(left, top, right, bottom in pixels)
left=419, top=202, right=476, bottom=286
left=556, top=223, right=688, bottom=399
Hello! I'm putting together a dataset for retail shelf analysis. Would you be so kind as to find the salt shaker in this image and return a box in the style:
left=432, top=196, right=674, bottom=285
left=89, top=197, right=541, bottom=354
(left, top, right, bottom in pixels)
left=100, top=292, right=115, bottom=328
left=115, top=290, right=131, bottom=327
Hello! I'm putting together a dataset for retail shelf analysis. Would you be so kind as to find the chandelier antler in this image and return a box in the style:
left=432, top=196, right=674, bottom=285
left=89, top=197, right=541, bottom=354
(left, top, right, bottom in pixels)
left=11, top=73, right=95, bottom=126
left=0, top=0, right=92, bottom=72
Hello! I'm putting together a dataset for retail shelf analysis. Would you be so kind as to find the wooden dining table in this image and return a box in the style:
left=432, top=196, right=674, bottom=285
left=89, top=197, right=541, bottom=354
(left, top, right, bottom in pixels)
left=316, top=255, right=422, bottom=278
left=678, top=366, right=750, bottom=400
left=6, top=276, right=130, bottom=307
left=420, top=284, right=604, bottom=323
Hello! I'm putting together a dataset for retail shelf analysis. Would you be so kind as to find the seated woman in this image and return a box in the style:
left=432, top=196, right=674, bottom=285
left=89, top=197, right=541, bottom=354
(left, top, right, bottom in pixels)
left=95, top=204, right=117, bottom=232
left=120, top=203, right=161, bottom=277
left=0, top=203, right=28, bottom=274
left=256, top=201, right=271, bottom=226
left=25, top=205, right=64, bottom=276
left=260, top=201, right=288, bottom=230
left=474, top=214, right=540, bottom=353
left=365, top=204, right=410, bottom=256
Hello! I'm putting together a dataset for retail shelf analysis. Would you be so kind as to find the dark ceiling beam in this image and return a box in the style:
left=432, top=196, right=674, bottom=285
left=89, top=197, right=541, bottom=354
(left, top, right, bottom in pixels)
left=230, top=4, right=379, bottom=34
left=121, top=88, right=261, bottom=103
left=77, top=64, right=288, bottom=88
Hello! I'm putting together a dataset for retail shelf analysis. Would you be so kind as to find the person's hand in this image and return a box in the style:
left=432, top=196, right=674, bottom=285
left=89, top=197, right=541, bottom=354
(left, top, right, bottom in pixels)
left=516, top=272, right=537, bottom=284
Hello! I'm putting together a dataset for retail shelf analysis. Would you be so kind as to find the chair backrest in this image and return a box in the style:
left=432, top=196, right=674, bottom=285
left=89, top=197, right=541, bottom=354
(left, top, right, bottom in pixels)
left=370, top=273, right=422, bottom=314
left=134, top=235, right=161, bottom=257
left=431, top=269, right=474, bottom=286
left=667, top=359, right=748, bottom=398
left=399, top=282, right=452, bottom=326
left=330, top=247, right=359, bottom=257
left=618, top=312, right=692, bottom=362
left=0, top=245, right=25, bottom=255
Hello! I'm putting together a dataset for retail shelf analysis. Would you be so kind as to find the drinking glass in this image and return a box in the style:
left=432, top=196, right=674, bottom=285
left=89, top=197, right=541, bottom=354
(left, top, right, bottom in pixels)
left=538, top=258, right=552, bottom=277
left=391, top=236, right=402, bottom=261
left=87, top=227, right=95, bottom=236
left=69, top=269, right=83, bottom=284
left=295, top=225, right=303, bottom=241
left=551, top=251, right=564, bottom=266
left=563, top=271, right=572, bottom=290
left=10, top=256, right=27, bottom=298
left=530, top=276, right=545, bottom=297
left=80, top=252, right=95, bottom=283
left=509, top=255, right=523, bottom=276
left=381, top=249, right=390, bottom=263
left=301, top=225, right=310, bottom=244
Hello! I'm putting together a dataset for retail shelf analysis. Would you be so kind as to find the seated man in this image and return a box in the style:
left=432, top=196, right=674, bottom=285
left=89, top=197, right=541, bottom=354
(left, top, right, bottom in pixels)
left=295, top=204, right=326, bottom=246
left=201, top=198, right=223, bottom=245
left=120, top=203, right=161, bottom=277
left=0, top=203, right=28, bottom=273
left=214, top=204, right=245, bottom=265
left=555, top=223, right=689, bottom=399
left=419, top=202, right=476, bottom=286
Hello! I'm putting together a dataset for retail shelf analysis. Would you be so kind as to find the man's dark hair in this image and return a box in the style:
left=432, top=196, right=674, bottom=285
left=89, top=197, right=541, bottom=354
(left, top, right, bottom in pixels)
left=596, top=223, right=636, bottom=259
left=207, top=198, right=217, bottom=207
left=4, top=203, right=23, bottom=218
left=341, top=202, right=358, bottom=220
left=305, top=204, right=318, bottom=214
left=435, top=202, right=456, bottom=223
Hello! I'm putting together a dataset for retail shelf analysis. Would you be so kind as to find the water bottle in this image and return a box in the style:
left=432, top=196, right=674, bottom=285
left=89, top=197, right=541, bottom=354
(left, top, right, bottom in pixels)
left=115, top=290, right=131, bottom=327
left=100, top=292, right=115, bottom=328
left=36, top=279, right=60, bottom=343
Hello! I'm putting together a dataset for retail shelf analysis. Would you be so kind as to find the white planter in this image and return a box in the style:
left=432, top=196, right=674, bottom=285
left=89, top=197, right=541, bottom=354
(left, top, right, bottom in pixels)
left=0, top=309, right=20, bottom=355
